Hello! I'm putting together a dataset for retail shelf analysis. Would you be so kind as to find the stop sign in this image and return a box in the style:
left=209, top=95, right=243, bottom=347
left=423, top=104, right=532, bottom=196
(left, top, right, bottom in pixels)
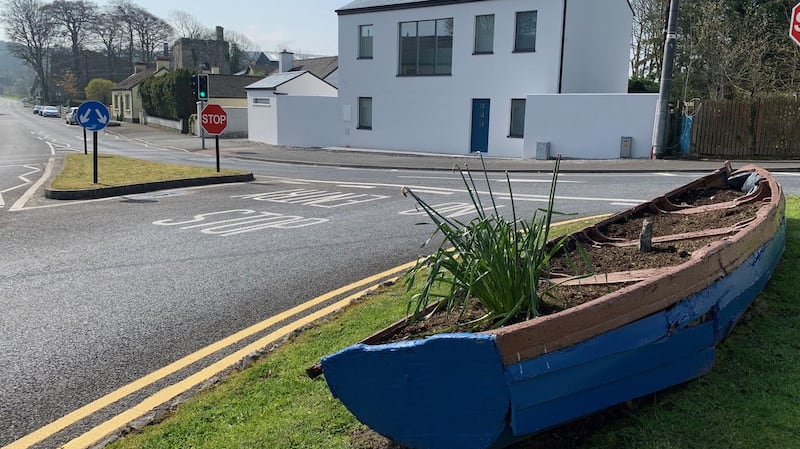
left=791, top=3, right=800, bottom=47
left=201, top=104, right=228, bottom=135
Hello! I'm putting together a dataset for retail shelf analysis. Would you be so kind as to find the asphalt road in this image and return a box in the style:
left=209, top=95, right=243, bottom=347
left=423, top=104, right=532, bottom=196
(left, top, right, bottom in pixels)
left=3, top=97, right=800, bottom=448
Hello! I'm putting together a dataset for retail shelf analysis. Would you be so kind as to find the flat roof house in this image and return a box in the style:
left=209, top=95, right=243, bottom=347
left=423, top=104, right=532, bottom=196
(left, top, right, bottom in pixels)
left=336, top=0, right=637, bottom=158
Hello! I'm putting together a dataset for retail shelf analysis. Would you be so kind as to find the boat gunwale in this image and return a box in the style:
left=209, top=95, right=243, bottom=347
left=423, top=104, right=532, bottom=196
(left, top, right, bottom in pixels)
left=490, top=164, right=784, bottom=365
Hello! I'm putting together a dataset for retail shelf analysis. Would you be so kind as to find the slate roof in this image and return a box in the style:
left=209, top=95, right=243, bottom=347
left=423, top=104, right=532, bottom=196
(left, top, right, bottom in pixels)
left=205, top=74, right=264, bottom=98
left=291, top=56, right=338, bottom=80
left=336, top=0, right=633, bottom=15
left=112, top=68, right=160, bottom=91
left=245, top=71, right=307, bottom=90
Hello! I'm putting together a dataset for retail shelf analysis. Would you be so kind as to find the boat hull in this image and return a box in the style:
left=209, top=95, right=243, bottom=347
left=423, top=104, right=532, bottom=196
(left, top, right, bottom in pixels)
left=320, top=166, right=786, bottom=449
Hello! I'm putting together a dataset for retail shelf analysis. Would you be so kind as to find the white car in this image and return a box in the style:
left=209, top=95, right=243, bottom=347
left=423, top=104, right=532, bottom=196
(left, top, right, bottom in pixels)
left=65, top=107, right=79, bottom=125
left=41, top=106, right=60, bottom=118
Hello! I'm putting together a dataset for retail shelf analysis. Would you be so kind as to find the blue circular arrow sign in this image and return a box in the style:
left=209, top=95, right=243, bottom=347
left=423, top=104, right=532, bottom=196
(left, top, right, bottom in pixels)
left=76, top=101, right=111, bottom=132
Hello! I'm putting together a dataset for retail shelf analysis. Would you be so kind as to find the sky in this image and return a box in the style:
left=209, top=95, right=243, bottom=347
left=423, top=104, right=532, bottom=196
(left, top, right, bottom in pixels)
left=122, top=0, right=345, bottom=55
left=2, top=0, right=347, bottom=56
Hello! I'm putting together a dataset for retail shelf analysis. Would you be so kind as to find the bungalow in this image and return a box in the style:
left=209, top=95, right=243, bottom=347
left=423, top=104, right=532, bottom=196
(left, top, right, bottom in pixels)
left=335, top=0, right=656, bottom=158
left=111, top=57, right=170, bottom=123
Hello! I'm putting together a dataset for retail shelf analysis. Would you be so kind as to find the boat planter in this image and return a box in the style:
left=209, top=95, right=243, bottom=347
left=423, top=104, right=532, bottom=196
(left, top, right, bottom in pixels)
left=318, top=164, right=785, bottom=449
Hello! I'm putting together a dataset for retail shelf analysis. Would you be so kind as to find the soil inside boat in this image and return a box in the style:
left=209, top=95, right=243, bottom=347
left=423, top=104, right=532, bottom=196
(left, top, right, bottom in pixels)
left=385, top=183, right=760, bottom=340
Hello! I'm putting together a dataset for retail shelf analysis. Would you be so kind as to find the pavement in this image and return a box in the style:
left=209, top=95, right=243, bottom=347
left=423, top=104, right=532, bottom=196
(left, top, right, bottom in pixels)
left=101, top=122, right=800, bottom=174
left=48, top=122, right=800, bottom=200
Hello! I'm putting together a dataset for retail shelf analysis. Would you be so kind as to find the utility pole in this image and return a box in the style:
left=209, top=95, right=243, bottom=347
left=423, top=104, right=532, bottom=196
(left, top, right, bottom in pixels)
left=651, top=0, right=680, bottom=159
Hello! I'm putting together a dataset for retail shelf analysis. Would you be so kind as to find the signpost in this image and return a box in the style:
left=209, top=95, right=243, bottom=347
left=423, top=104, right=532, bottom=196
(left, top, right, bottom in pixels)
left=200, top=104, right=228, bottom=172
left=791, top=3, right=800, bottom=47
left=76, top=100, right=110, bottom=184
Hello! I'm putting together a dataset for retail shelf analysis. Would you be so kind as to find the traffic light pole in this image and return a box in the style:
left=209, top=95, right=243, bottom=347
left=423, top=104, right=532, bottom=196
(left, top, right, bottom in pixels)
left=197, top=100, right=206, bottom=150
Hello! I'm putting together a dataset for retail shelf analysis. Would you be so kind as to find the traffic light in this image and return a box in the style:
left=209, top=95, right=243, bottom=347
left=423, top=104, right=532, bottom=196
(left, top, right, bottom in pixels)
left=191, top=74, right=198, bottom=99
left=197, top=74, right=209, bottom=100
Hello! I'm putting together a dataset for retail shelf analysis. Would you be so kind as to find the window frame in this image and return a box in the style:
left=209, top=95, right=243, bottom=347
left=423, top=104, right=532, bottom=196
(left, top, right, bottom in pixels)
left=513, top=10, right=537, bottom=53
left=509, top=98, right=526, bottom=138
left=473, top=14, right=494, bottom=55
left=397, top=17, right=453, bottom=76
left=358, top=96, right=373, bottom=130
left=359, top=24, right=374, bottom=59
left=253, top=97, right=271, bottom=107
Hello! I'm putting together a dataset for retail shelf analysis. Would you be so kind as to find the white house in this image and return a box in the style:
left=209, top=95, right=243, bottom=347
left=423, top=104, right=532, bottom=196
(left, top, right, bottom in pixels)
left=335, top=0, right=657, bottom=158
left=246, top=51, right=339, bottom=146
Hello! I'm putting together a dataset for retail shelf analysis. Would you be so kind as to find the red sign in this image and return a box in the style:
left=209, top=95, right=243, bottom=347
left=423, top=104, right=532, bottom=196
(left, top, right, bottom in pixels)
left=201, top=104, right=228, bottom=135
left=791, top=3, right=800, bottom=47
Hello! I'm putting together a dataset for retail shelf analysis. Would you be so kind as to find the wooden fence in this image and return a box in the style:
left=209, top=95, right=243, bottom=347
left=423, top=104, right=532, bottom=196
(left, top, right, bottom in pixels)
left=690, top=99, right=800, bottom=159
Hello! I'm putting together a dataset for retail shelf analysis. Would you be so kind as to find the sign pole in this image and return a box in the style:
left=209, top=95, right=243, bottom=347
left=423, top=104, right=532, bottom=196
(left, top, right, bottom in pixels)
left=215, top=135, right=220, bottom=172
left=93, top=131, right=98, bottom=184
left=83, top=128, right=87, bottom=155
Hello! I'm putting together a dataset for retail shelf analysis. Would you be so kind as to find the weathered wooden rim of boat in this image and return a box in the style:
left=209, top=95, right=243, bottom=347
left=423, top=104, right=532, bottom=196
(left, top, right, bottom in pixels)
left=490, top=163, right=784, bottom=365
left=318, top=163, right=786, bottom=449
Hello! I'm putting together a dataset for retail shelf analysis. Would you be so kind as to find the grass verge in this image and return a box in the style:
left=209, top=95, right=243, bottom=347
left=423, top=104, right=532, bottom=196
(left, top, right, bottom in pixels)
left=50, top=154, right=247, bottom=190
left=107, top=205, right=800, bottom=449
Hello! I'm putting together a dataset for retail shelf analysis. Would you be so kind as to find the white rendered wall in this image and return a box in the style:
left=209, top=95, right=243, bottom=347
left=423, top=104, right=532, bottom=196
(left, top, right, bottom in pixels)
left=247, top=91, right=278, bottom=144
left=276, top=96, right=340, bottom=147
left=337, top=0, right=565, bottom=157
left=280, top=73, right=338, bottom=96
left=219, top=107, right=248, bottom=138
left=561, top=0, right=632, bottom=93
left=523, top=94, right=658, bottom=159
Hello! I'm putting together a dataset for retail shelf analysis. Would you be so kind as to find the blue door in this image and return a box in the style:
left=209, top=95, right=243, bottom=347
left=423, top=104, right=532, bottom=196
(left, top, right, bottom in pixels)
left=471, top=99, right=490, bottom=153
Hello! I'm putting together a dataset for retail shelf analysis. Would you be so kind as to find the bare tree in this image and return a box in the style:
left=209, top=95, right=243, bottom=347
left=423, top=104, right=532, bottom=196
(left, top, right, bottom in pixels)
left=1, top=0, right=56, bottom=102
left=169, top=10, right=211, bottom=39
left=226, top=30, right=255, bottom=73
left=131, top=10, right=172, bottom=63
left=88, top=10, right=122, bottom=80
left=630, top=0, right=665, bottom=80
left=45, top=0, right=98, bottom=85
left=110, top=0, right=139, bottom=67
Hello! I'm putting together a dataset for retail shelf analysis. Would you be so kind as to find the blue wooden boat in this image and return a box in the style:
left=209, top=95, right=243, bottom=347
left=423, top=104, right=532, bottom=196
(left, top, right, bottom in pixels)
left=318, top=163, right=785, bottom=449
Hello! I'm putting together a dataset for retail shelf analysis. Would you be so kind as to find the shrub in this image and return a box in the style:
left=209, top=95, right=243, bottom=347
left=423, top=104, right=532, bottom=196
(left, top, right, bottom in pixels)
left=402, top=155, right=582, bottom=329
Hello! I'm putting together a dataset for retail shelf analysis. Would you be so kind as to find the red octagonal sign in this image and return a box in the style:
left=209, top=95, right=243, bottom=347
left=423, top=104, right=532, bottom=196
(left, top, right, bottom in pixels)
left=201, top=104, right=228, bottom=135
left=791, top=3, right=800, bottom=47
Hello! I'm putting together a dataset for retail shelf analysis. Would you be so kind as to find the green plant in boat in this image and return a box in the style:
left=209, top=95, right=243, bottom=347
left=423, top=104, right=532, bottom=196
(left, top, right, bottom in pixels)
left=402, top=155, right=582, bottom=329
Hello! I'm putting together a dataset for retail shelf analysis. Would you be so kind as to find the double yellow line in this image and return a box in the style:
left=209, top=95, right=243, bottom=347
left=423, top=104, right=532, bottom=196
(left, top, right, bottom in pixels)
left=3, top=261, right=416, bottom=449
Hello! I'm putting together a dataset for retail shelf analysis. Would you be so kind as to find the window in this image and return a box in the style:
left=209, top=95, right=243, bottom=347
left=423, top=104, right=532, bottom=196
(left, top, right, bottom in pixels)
left=514, top=11, right=537, bottom=52
left=253, top=98, right=271, bottom=107
left=358, top=97, right=372, bottom=130
left=509, top=99, right=526, bottom=138
left=359, top=25, right=373, bottom=59
left=474, top=14, right=494, bottom=54
left=398, top=18, right=453, bottom=75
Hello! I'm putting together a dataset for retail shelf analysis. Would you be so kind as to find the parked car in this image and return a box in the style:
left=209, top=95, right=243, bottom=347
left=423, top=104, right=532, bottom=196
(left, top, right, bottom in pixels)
left=33, top=104, right=42, bottom=115
left=65, top=107, right=79, bottom=125
left=41, top=106, right=60, bottom=117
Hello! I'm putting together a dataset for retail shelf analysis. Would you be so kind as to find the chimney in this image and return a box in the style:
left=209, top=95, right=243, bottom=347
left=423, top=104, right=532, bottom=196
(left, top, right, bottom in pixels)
left=133, top=62, right=147, bottom=73
left=156, top=56, right=170, bottom=71
left=162, top=42, right=169, bottom=56
left=279, top=50, right=294, bottom=73
left=216, top=26, right=224, bottom=41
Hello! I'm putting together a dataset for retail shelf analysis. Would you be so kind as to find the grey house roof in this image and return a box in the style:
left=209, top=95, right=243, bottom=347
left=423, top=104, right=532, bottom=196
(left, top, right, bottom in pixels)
left=337, top=0, right=482, bottom=14
left=112, top=68, right=160, bottom=91
left=205, top=74, right=263, bottom=98
left=292, top=56, right=338, bottom=80
left=337, top=0, right=633, bottom=15
left=245, top=71, right=307, bottom=90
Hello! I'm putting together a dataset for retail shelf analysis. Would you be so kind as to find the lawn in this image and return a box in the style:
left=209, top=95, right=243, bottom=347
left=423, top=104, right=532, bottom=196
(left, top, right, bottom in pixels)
left=50, top=154, right=246, bottom=190
left=108, top=200, right=800, bottom=449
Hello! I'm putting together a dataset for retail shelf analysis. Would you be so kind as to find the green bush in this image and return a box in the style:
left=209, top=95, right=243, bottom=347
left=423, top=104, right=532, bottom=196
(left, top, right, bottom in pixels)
left=403, top=155, right=586, bottom=329
left=139, top=69, right=194, bottom=127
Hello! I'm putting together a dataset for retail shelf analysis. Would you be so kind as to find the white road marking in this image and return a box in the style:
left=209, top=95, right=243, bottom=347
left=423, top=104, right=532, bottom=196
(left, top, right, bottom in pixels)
left=9, top=143, right=55, bottom=212
left=399, top=202, right=504, bottom=218
left=153, top=209, right=328, bottom=237
left=232, top=189, right=389, bottom=208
